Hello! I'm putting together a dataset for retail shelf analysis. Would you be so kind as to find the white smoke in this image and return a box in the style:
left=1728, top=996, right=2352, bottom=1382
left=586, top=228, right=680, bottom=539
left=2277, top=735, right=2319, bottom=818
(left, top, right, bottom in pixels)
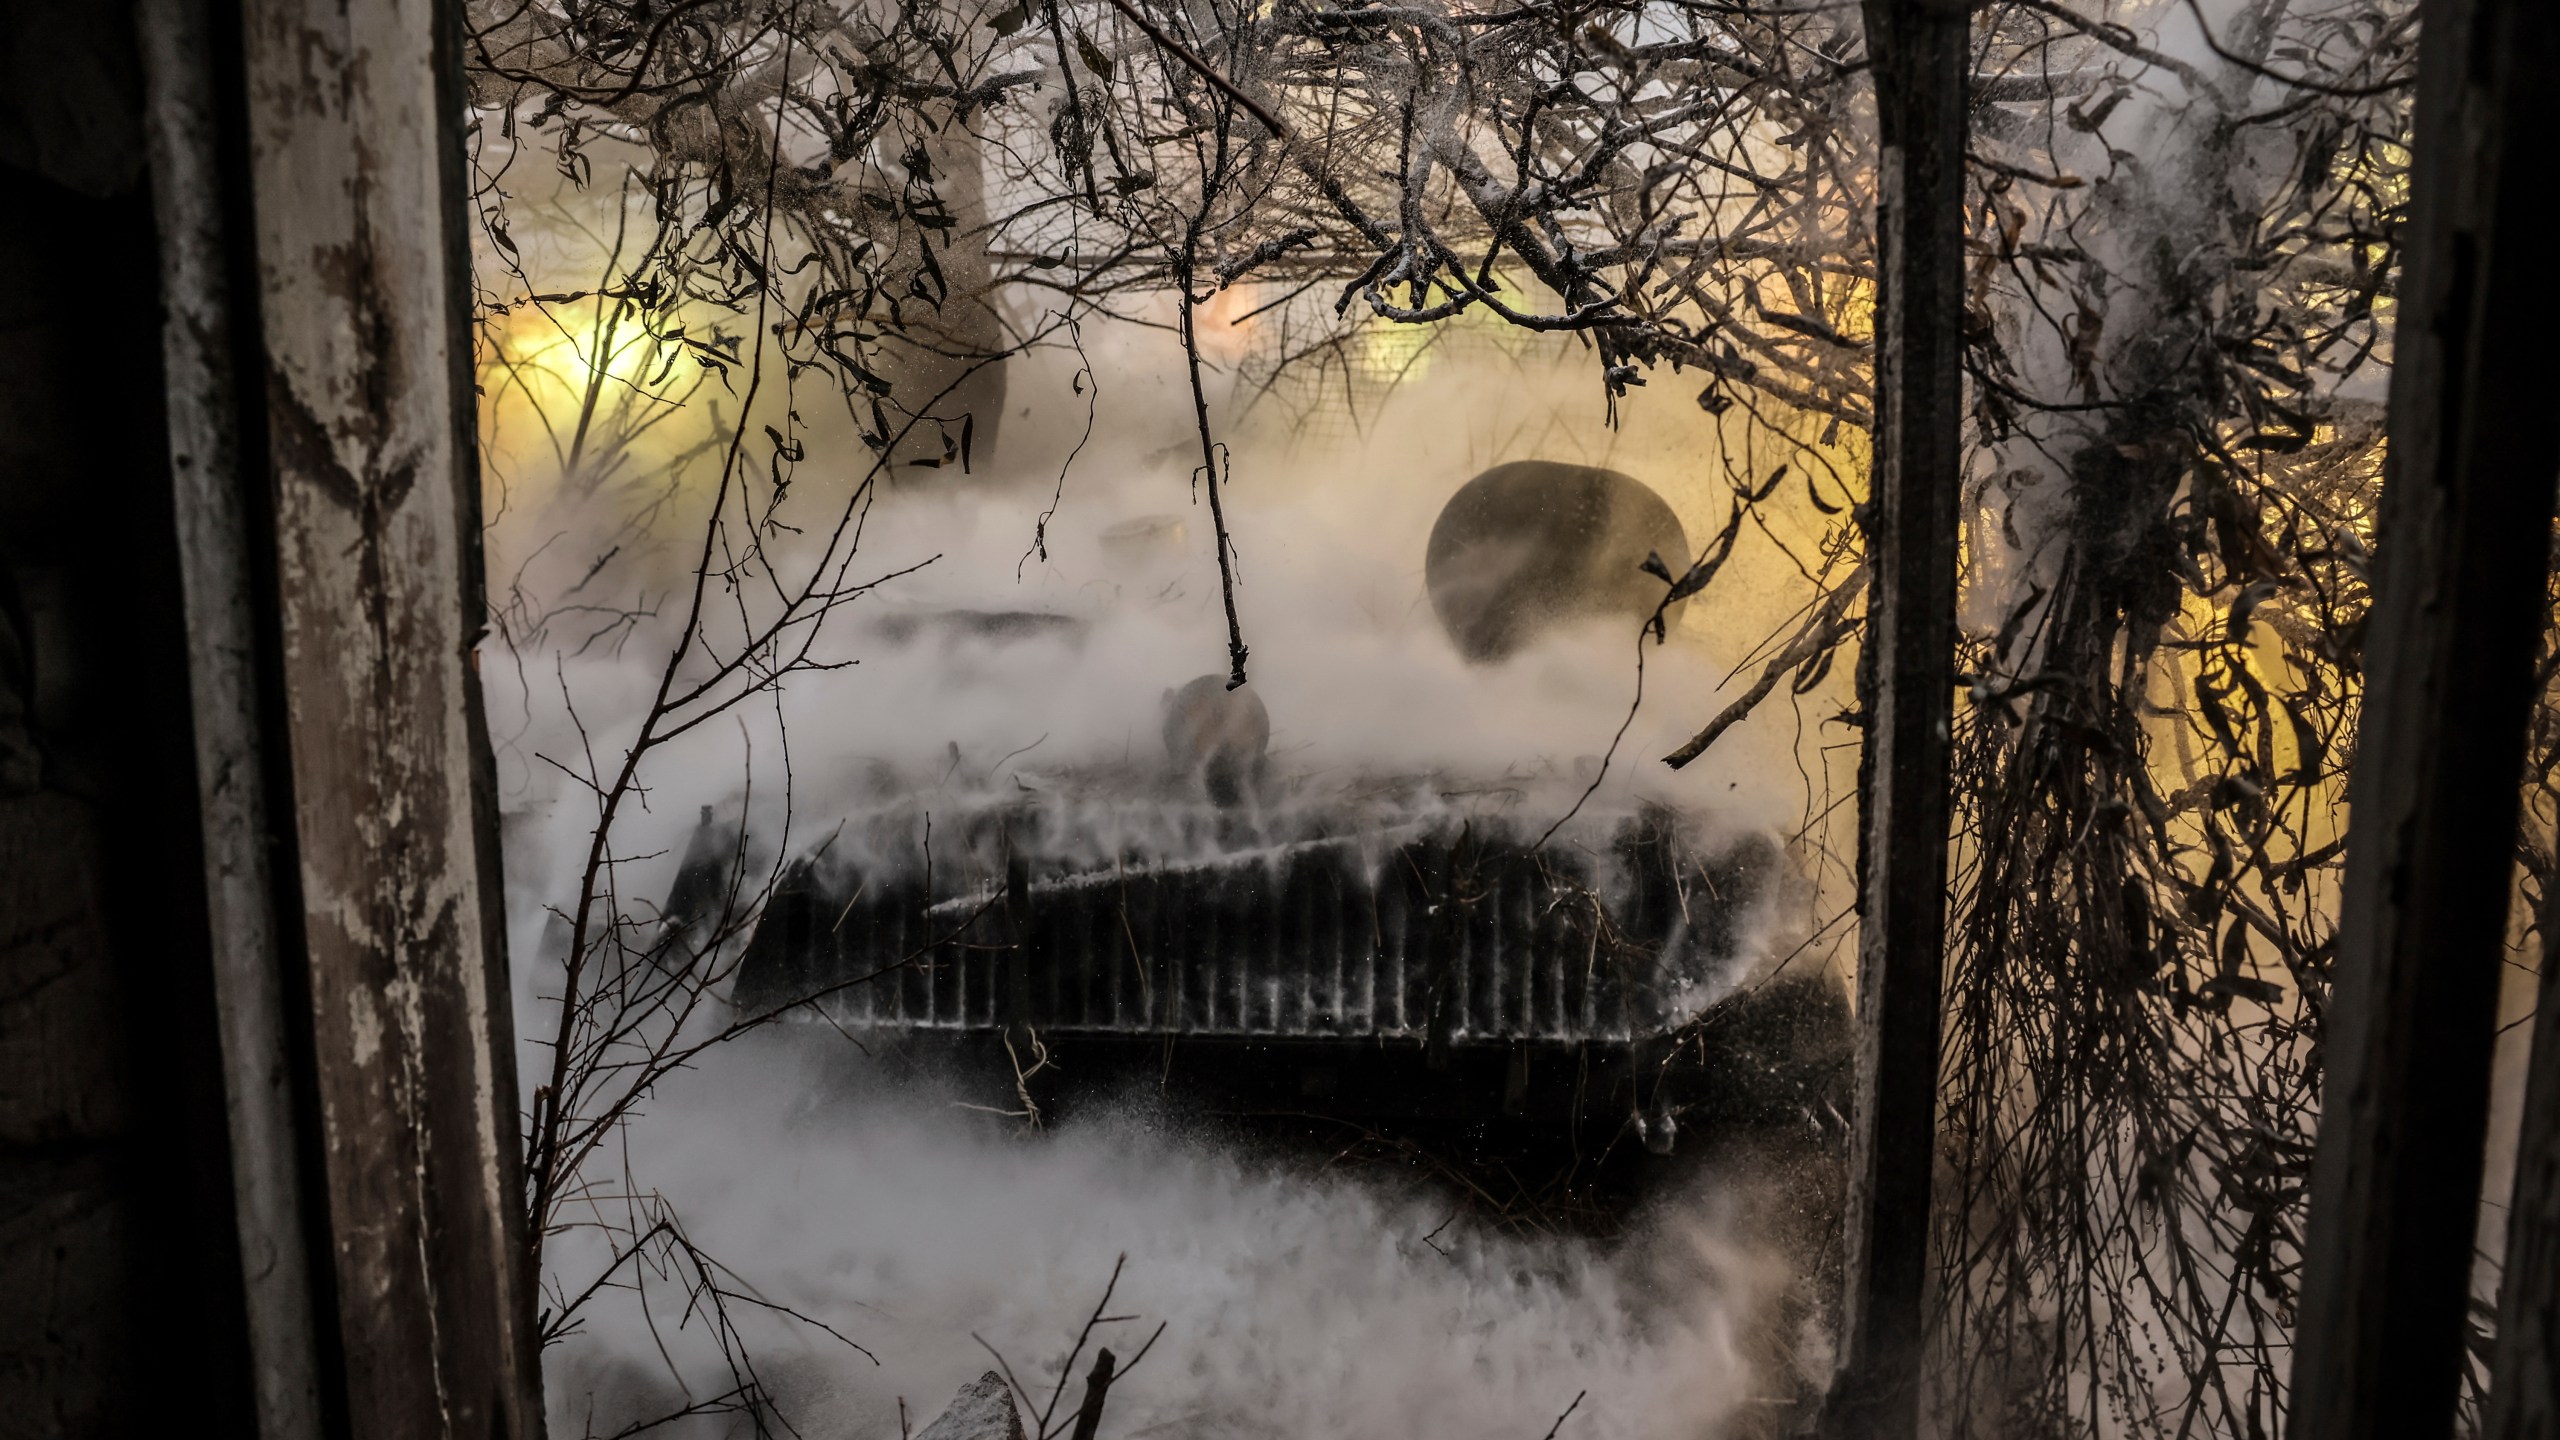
left=541, top=1032, right=1812, bottom=1440
left=486, top=300, right=1850, bottom=989
left=485, top=261, right=1850, bottom=1440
